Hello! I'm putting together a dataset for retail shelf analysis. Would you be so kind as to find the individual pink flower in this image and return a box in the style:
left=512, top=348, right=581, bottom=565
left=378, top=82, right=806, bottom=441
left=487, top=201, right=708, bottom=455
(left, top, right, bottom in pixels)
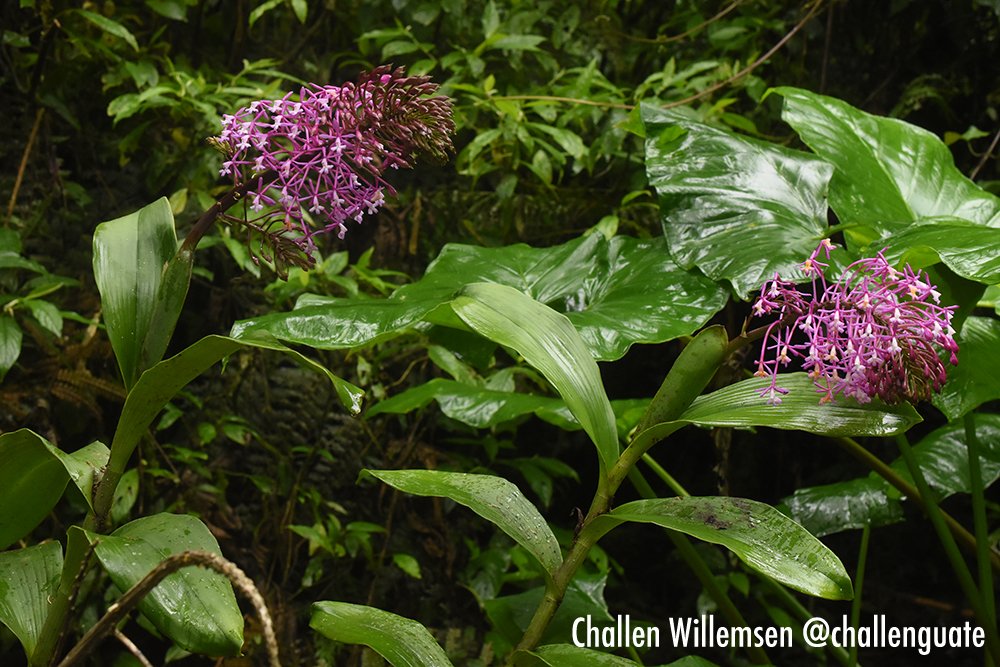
left=752, top=240, right=958, bottom=405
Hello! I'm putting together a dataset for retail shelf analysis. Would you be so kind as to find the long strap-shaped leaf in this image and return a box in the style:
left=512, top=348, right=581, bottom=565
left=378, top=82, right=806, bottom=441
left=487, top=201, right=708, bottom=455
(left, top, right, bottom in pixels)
left=451, top=282, right=619, bottom=472
left=366, top=469, right=562, bottom=579
left=311, top=601, right=454, bottom=667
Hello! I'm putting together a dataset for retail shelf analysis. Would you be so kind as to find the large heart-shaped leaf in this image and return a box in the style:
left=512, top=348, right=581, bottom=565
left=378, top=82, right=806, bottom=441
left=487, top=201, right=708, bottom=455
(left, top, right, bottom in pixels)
left=392, top=233, right=727, bottom=361
left=784, top=413, right=1000, bottom=536
left=365, top=470, right=562, bottom=579
left=0, top=430, right=110, bottom=548
left=88, top=513, right=243, bottom=656
left=675, top=373, right=922, bottom=437
left=773, top=87, right=1000, bottom=248
left=310, top=602, right=453, bottom=667
left=452, top=283, right=619, bottom=470
left=933, top=316, right=1000, bottom=420
left=642, top=104, right=832, bottom=297
left=872, top=217, right=1000, bottom=285
left=93, top=197, right=181, bottom=389
left=0, top=541, right=62, bottom=657
left=233, top=233, right=727, bottom=362
left=585, top=497, right=853, bottom=600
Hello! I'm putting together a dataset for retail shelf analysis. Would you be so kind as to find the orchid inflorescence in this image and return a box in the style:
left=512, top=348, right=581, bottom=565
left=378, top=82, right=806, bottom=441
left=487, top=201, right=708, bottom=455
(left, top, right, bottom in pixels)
left=212, top=65, right=454, bottom=258
left=752, top=239, right=959, bottom=405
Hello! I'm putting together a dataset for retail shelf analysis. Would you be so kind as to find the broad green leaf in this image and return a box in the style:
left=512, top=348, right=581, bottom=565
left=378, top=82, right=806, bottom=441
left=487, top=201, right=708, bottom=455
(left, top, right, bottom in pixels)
left=367, top=378, right=563, bottom=427
left=774, top=87, right=1000, bottom=248
left=642, top=104, right=833, bottom=297
left=23, top=300, right=62, bottom=337
left=585, top=497, right=852, bottom=600
left=485, top=572, right=613, bottom=649
left=140, top=247, right=194, bottom=376
left=310, top=601, right=453, bottom=667
left=107, top=333, right=362, bottom=481
left=0, top=314, right=22, bottom=381
left=933, top=316, right=1000, bottom=420
left=0, top=431, right=109, bottom=545
left=785, top=413, right=1000, bottom=536
left=0, top=430, right=107, bottom=548
left=93, top=197, right=179, bottom=388
left=365, top=470, right=562, bottom=578
left=233, top=234, right=727, bottom=362
left=873, top=217, right=1000, bottom=285
left=452, top=283, right=619, bottom=469
left=396, top=234, right=727, bottom=361
left=517, top=644, right=640, bottom=666
left=676, top=373, right=922, bottom=437
left=0, top=542, right=62, bottom=657
left=88, top=513, right=243, bottom=655
left=75, top=9, right=139, bottom=50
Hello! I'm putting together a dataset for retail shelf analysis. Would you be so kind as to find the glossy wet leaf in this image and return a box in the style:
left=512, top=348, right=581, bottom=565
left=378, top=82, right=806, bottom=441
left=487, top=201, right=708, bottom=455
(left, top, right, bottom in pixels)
left=642, top=104, right=832, bottom=297
left=233, top=234, right=727, bottom=361
left=873, top=217, right=1000, bottom=285
left=675, top=373, right=921, bottom=437
left=93, top=197, right=179, bottom=388
left=392, top=233, right=727, bottom=361
left=88, top=513, right=243, bottom=656
left=785, top=413, right=1000, bottom=536
left=452, top=283, right=619, bottom=470
left=516, top=644, right=640, bottom=666
left=310, top=601, right=453, bottom=667
left=108, top=333, right=362, bottom=480
left=933, top=316, right=1000, bottom=420
left=586, top=497, right=853, bottom=600
left=0, top=541, right=62, bottom=658
left=0, top=430, right=109, bottom=548
left=367, top=378, right=563, bottom=427
left=774, top=87, right=1000, bottom=248
left=365, top=469, right=562, bottom=578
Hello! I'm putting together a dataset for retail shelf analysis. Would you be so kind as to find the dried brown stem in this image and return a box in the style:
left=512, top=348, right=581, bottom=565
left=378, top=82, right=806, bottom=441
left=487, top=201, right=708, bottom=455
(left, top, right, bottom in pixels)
left=5, top=107, right=45, bottom=225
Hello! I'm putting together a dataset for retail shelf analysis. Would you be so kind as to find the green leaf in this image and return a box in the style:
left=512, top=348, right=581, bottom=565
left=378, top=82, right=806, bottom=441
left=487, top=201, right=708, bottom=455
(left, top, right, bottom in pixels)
left=642, top=104, right=833, bottom=297
left=367, top=378, right=563, bottom=427
left=785, top=413, right=1000, bottom=536
left=0, top=314, right=22, bottom=381
left=517, top=644, right=639, bottom=666
left=310, top=601, right=454, bottom=667
left=676, top=373, right=922, bottom=437
left=107, top=334, right=362, bottom=487
left=290, top=0, right=308, bottom=23
left=586, top=497, right=853, bottom=600
left=392, top=553, right=422, bottom=579
left=365, top=470, right=562, bottom=578
left=873, top=217, right=1000, bottom=285
left=234, top=234, right=727, bottom=362
left=93, top=198, right=180, bottom=388
left=933, top=316, right=1000, bottom=420
left=75, top=9, right=139, bottom=50
left=773, top=87, right=1000, bottom=247
left=402, top=234, right=727, bottom=361
left=0, top=542, right=62, bottom=657
left=0, top=430, right=109, bottom=548
left=23, top=300, right=62, bottom=337
left=88, top=513, right=243, bottom=656
left=452, top=283, right=619, bottom=470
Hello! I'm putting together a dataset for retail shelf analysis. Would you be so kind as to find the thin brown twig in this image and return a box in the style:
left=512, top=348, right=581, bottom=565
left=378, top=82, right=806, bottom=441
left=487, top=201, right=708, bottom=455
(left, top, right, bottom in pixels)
left=112, top=630, right=154, bottom=667
left=970, top=127, right=1000, bottom=181
left=664, top=0, right=826, bottom=110
left=56, top=550, right=280, bottom=667
left=5, top=107, right=45, bottom=225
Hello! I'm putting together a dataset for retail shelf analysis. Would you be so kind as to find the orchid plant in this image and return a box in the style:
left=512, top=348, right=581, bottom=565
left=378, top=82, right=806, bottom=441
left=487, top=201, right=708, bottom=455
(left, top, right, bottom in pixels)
left=0, top=70, right=998, bottom=667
